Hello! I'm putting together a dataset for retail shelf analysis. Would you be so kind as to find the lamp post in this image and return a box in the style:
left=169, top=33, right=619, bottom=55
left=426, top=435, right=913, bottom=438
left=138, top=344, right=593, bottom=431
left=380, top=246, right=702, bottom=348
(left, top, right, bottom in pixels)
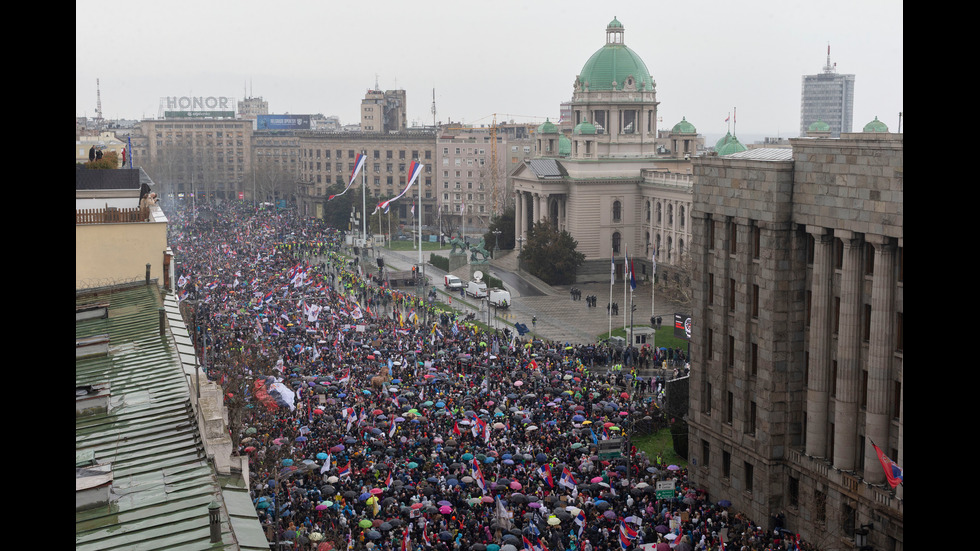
left=492, top=229, right=502, bottom=258
left=515, top=236, right=525, bottom=271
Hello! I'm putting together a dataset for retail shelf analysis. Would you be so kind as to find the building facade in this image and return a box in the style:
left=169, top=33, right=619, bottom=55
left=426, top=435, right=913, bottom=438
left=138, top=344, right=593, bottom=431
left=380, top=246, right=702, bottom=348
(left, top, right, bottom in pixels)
left=361, top=89, right=407, bottom=133
left=512, top=17, right=702, bottom=281
left=687, top=131, right=903, bottom=551
left=296, top=130, right=437, bottom=228
left=134, top=118, right=254, bottom=206
left=800, top=47, right=855, bottom=138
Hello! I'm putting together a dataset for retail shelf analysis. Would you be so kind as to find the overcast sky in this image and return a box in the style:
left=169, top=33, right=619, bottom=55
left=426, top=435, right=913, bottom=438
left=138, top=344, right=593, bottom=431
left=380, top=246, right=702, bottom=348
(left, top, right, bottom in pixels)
left=76, top=0, right=903, bottom=139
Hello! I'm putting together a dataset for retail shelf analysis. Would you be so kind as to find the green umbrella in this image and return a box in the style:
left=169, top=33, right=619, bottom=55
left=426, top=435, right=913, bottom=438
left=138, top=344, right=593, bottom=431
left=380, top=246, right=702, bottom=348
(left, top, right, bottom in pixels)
left=407, top=462, right=419, bottom=469
left=359, top=519, right=373, bottom=529
left=245, top=427, right=257, bottom=435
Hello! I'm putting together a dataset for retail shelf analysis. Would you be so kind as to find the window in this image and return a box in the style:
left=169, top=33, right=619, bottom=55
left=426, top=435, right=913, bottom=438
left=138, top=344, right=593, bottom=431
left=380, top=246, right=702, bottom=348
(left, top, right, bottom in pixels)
left=805, top=291, right=812, bottom=327
left=834, top=297, right=841, bottom=333
left=702, top=440, right=710, bottom=468
left=729, top=221, right=737, bottom=254
left=613, top=200, right=622, bottom=222
left=722, top=451, right=731, bottom=479
left=751, top=343, right=758, bottom=376
left=728, top=336, right=735, bottom=369
left=896, top=312, right=903, bottom=351
left=892, top=381, right=902, bottom=419
left=744, top=462, right=754, bottom=493
left=708, top=274, right=714, bottom=305
left=865, top=242, right=875, bottom=275
left=703, top=382, right=712, bottom=414
left=788, top=476, right=800, bottom=507
left=729, top=279, right=736, bottom=312
left=752, top=224, right=761, bottom=259
left=726, top=391, right=734, bottom=424
left=707, top=329, right=713, bottom=359
left=831, top=361, right=838, bottom=397
left=861, top=370, right=869, bottom=409
left=834, top=238, right=844, bottom=268
left=612, top=232, right=621, bottom=254
left=863, top=304, right=872, bottom=342
left=708, top=217, right=715, bottom=250
left=748, top=401, right=757, bottom=435
left=752, top=284, right=760, bottom=318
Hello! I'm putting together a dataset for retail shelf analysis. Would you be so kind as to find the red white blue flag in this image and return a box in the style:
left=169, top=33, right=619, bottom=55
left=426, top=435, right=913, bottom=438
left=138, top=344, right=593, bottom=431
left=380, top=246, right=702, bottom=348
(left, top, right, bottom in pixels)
left=873, top=442, right=903, bottom=488
left=329, top=153, right=365, bottom=201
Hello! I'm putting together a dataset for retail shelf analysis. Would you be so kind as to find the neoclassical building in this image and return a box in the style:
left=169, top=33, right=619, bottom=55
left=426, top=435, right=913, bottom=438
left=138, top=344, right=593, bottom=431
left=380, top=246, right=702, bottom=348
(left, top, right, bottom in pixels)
left=512, top=17, right=703, bottom=282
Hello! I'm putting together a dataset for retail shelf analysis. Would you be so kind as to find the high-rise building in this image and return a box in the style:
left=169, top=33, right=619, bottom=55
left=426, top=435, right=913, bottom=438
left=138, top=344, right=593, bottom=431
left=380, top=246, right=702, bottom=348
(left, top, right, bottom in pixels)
left=800, top=46, right=855, bottom=138
left=361, top=89, right=407, bottom=132
left=687, top=126, right=903, bottom=551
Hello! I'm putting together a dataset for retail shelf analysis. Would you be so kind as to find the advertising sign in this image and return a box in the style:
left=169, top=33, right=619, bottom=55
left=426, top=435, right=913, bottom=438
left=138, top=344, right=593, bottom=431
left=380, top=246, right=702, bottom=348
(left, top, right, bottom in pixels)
left=673, top=313, right=692, bottom=341
left=159, top=96, right=236, bottom=118
left=257, top=114, right=311, bottom=130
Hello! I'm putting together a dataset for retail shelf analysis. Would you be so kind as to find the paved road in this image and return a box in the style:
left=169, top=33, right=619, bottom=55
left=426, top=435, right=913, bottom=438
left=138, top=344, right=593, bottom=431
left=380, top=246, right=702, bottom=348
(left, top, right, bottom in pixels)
left=365, top=246, right=683, bottom=346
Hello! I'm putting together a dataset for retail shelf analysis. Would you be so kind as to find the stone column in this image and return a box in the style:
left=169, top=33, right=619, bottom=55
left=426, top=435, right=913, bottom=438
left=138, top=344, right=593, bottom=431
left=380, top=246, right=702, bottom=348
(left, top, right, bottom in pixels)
left=806, top=228, right=833, bottom=458
left=515, top=190, right=524, bottom=242
left=833, top=231, right=862, bottom=471
left=863, top=235, right=895, bottom=484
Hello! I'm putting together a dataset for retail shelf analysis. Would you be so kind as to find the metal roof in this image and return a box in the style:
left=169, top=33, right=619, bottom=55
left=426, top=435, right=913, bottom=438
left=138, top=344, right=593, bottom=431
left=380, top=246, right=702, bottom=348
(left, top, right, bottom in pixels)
left=723, top=148, right=794, bottom=162
left=76, top=284, right=266, bottom=550
left=527, top=159, right=568, bottom=179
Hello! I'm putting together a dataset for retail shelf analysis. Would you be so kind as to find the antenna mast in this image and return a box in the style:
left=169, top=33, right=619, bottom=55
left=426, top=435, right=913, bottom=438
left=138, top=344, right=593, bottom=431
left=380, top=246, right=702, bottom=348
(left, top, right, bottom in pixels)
left=95, top=78, right=105, bottom=134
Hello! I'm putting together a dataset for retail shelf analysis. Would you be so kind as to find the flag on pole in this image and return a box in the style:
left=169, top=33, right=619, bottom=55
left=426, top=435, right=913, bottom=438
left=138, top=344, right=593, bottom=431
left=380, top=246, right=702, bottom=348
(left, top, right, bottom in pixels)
left=575, top=510, right=586, bottom=537
left=626, top=243, right=636, bottom=291
left=872, top=441, right=903, bottom=487
left=471, top=458, right=487, bottom=494
left=329, top=153, right=366, bottom=200
left=560, top=467, right=577, bottom=489
left=651, top=248, right=657, bottom=275
left=619, top=519, right=638, bottom=541
left=538, top=464, right=554, bottom=488
left=402, top=530, right=410, bottom=551
left=379, top=160, right=424, bottom=211
left=338, top=461, right=351, bottom=479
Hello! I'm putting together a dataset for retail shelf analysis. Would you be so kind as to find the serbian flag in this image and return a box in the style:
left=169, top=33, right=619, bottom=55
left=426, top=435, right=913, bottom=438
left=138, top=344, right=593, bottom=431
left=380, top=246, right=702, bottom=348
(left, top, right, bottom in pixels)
left=385, top=470, right=393, bottom=488
left=560, top=467, right=577, bottom=489
left=575, top=510, right=586, bottom=536
left=338, top=461, right=351, bottom=479
left=471, top=458, right=487, bottom=494
left=625, top=243, right=636, bottom=291
left=402, top=530, right=410, bottom=551
left=538, top=464, right=554, bottom=488
left=522, top=535, right=535, bottom=551
left=329, top=153, right=365, bottom=200
left=422, top=524, right=431, bottom=547
left=873, top=442, right=903, bottom=488
left=379, top=160, right=424, bottom=211
left=619, top=519, right=638, bottom=541
left=537, top=537, right=549, bottom=551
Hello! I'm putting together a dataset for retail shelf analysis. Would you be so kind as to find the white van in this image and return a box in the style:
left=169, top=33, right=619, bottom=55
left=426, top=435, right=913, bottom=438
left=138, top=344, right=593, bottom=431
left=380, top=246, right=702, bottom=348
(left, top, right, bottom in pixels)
left=466, top=280, right=488, bottom=298
left=488, top=288, right=511, bottom=308
left=444, top=275, right=464, bottom=290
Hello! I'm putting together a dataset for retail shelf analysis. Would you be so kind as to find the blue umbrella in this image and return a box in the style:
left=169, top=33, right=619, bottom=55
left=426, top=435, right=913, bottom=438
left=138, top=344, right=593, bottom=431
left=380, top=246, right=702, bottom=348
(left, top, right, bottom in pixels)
left=317, top=453, right=328, bottom=460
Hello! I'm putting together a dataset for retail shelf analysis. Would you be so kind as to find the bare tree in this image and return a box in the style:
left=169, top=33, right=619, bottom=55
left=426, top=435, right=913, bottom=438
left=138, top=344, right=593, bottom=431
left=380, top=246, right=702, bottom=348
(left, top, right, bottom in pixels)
left=656, top=254, right=696, bottom=309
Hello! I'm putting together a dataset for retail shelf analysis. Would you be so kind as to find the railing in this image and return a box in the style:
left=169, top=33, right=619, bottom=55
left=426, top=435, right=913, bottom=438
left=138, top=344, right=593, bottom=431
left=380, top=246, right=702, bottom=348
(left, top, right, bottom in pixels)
left=76, top=206, right=151, bottom=225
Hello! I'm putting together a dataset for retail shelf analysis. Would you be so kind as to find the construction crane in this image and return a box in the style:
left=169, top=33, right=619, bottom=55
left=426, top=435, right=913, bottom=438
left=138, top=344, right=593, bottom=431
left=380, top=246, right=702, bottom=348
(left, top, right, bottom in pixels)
left=95, top=78, right=105, bottom=135
left=471, top=113, right=549, bottom=217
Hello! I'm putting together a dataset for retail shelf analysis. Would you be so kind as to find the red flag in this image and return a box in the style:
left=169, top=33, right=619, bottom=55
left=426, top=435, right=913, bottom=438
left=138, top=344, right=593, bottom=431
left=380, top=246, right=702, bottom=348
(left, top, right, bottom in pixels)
left=873, top=442, right=903, bottom=488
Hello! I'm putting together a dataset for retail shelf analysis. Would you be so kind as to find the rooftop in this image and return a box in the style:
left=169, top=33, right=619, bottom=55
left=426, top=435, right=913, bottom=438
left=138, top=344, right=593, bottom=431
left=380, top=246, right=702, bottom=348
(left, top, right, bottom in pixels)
left=75, top=284, right=266, bottom=550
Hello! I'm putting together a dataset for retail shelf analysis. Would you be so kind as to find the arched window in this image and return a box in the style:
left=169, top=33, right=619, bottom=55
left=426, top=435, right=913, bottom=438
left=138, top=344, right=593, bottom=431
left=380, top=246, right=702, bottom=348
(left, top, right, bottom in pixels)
left=680, top=206, right=686, bottom=228
left=645, top=201, right=651, bottom=222
left=668, top=204, right=674, bottom=225
left=613, top=200, right=622, bottom=222
left=612, top=232, right=621, bottom=254
left=656, top=202, right=662, bottom=224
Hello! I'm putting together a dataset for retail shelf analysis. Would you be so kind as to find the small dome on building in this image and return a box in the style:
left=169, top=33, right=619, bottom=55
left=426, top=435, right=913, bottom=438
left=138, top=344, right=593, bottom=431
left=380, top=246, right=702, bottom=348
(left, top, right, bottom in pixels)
left=863, top=116, right=889, bottom=133
left=715, top=131, right=733, bottom=150
left=573, top=117, right=597, bottom=135
left=558, top=134, right=571, bottom=156
left=671, top=117, right=697, bottom=134
left=537, top=118, right=558, bottom=134
left=716, top=134, right=747, bottom=156
left=808, top=120, right=831, bottom=132
left=607, top=16, right=623, bottom=28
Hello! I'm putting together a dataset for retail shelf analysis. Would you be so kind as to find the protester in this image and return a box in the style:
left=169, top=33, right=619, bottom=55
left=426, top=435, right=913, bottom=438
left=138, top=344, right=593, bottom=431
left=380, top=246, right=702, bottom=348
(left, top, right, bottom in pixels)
left=170, top=203, right=815, bottom=551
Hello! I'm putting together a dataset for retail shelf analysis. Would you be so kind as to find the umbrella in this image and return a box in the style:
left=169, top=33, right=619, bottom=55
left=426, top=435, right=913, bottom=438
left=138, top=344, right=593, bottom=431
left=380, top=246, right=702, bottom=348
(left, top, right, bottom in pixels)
left=547, top=517, right=561, bottom=526
left=366, top=530, right=382, bottom=540
left=359, top=519, right=373, bottom=529
left=718, top=499, right=732, bottom=507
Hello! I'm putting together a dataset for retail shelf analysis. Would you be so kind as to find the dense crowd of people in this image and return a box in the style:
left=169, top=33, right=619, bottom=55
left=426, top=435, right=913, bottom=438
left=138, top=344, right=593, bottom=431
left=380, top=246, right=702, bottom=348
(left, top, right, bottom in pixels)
left=170, top=203, right=816, bottom=551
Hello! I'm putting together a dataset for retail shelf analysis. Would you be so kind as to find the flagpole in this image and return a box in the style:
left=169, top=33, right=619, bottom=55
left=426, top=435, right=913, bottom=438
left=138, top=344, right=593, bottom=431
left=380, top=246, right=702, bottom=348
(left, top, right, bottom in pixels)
left=651, top=249, right=657, bottom=356
left=608, top=255, right=614, bottom=338
left=624, top=244, right=628, bottom=332
left=361, top=150, right=367, bottom=248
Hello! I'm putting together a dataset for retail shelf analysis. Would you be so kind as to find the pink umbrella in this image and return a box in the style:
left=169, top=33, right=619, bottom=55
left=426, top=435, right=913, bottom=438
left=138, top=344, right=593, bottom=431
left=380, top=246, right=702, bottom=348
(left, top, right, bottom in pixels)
left=439, top=505, right=452, bottom=514
left=510, top=481, right=522, bottom=490
left=370, top=488, right=384, bottom=495
left=591, top=476, right=603, bottom=483
left=514, top=381, right=523, bottom=387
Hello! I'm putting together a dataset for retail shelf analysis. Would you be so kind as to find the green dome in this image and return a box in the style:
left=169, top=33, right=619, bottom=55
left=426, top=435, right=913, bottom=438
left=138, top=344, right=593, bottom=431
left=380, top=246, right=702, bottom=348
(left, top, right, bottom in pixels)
left=717, top=134, right=747, bottom=156
left=863, top=116, right=889, bottom=133
left=537, top=118, right=558, bottom=134
left=558, top=134, right=571, bottom=156
left=715, top=131, right=733, bottom=150
left=577, top=19, right=653, bottom=91
left=808, top=120, right=831, bottom=132
left=573, top=117, right=597, bottom=135
left=671, top=117, right=697, bottom=134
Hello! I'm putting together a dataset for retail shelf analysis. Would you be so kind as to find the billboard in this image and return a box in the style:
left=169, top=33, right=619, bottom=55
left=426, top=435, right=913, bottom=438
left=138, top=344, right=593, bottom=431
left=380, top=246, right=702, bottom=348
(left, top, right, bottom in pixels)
left=257, top=115, right=311, bottom=130
left=673, top=313, right=691, bottom=341
left=159, top=96, right=236, bottom=118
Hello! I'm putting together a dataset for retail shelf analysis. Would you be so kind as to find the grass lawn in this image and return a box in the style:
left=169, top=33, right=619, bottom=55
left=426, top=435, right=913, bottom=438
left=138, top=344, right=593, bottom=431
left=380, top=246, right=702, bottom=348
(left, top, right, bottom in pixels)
left=385, top=240, right=447, bottom=252
left=596, top=325, right=689, bottom=350
left=633, top=428, right=687, bottom=468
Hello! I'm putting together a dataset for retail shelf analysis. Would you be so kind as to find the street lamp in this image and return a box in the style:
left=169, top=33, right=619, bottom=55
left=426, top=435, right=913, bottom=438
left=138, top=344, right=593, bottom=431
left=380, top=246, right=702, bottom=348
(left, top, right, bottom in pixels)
left=492, top=229, right=502, bottom=258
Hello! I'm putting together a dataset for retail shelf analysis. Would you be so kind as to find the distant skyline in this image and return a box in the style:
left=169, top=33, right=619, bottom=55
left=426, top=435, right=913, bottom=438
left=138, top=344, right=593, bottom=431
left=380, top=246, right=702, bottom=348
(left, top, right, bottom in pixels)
left=76, top=0, right=903, bottom=138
